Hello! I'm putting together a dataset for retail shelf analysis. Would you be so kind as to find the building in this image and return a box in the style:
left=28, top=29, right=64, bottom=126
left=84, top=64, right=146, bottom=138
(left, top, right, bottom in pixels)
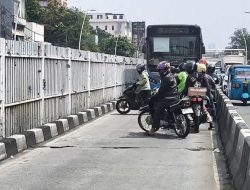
left=39, top=0, right=68, bottom=7
left=0, top=0, right=27, bottom=40
left=88, top=13, right=132, bottom=40
left=24, top=22, right=44, bottom=42
left=132, top=22, right=146, bottom=56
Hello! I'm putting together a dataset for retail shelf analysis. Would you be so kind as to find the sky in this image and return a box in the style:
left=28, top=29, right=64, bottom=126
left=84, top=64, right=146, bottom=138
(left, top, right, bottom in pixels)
left=69, top=0, right=250, bottom=49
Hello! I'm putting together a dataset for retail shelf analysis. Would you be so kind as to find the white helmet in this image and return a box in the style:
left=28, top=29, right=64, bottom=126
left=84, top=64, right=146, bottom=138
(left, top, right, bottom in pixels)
left=136, top=63, right=145, bottom=72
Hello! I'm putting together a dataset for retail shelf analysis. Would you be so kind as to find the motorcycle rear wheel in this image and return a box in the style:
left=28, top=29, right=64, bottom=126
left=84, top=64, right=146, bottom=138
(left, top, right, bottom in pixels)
left=116, top=99, right=131, bottom=114
left=174, top=114, right=190, bottom=138
left=194, top=117, right=200, bottom=133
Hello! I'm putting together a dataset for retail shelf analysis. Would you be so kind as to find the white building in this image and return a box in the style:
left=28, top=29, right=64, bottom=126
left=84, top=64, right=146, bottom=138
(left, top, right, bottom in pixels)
left=24, top=22, right=44, bottom=42
left=0, top=0, right=27, bottom=40
left=88, top=13, right=132, bottom=40
left=39, top=0, right=68, bottom=7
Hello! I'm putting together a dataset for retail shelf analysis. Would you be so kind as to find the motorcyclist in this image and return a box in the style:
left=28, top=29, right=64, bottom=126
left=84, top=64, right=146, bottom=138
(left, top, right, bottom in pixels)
left=207, top=62, right=220, bottom=85
left=177, top=63, right=188, bottom=96
left=135, top=63, right=151, bottom=107
left=199, top=58, right=208, bottom=67
left=148, top=61, right=180, bottom=135
left=197, top=64, right=215, bottom=129
left=183, top=60, right=198, bottom=96
left=183, top=61, right=215, bottom=130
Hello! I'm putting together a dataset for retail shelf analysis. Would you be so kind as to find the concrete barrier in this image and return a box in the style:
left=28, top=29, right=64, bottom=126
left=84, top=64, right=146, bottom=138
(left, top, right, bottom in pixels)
left=216, top=87, right=250, bottom=190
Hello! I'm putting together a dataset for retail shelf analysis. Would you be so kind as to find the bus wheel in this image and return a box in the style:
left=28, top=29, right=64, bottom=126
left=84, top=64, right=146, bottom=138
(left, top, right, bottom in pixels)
left=243, top=100, right=248, bottom=106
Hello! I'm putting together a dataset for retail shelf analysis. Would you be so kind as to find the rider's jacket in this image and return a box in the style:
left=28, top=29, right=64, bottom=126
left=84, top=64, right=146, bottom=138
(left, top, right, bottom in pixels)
left=183, top=72, right=213, bottom=96
left=136, top=70, right=151, bottom=90
left=178, top=71, right=188, bottom=94
left=154, top=71, right=179, bottom=100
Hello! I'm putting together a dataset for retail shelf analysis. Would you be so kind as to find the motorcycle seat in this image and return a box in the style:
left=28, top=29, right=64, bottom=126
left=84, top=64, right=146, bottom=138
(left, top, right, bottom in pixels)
left=168, top=97, right=189, bottom=109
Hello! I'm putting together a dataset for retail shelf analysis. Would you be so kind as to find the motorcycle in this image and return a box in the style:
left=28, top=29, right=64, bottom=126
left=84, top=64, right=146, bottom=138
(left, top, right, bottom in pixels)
left=188, top=87, right=212, bottom=133
left=116, top=80, right=159, bottom=114
left=116, top=83, right=139, bottom=114
left=137, top=97, right=192, bottom=138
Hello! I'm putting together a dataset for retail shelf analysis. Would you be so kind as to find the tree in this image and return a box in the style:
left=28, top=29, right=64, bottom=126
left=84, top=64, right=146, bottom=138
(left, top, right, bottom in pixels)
left=25, top=0, right=43, bottom=22
left=26, top=0, right=98, bottom=51
left=228, top=28, right=250, bottom=59
left=25, top=1, right=135, bottom=56
left=100, top=36, right=135, bottom=57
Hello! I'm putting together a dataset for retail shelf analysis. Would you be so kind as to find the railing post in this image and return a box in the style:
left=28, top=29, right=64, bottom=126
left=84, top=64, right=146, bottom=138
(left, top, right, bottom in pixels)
left=40, top=43, right=45, bottom=125
left=114, top=56, right=117, bottom=99
left=87, top=51, right=91, bottom=108
left=102, top=56, right=106, bottom=102
left=67, top=48, right=72, bottom=115
left=0, top=38, right=6, bottom=138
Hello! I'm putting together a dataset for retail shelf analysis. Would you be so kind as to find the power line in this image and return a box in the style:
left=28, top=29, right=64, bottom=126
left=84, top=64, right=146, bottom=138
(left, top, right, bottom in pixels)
left=0, top=2, right=44, bottom=40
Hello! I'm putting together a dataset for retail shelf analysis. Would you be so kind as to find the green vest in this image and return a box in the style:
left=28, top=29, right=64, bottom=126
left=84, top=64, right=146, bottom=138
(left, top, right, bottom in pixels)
left=178, top=71, right=188, bottom=93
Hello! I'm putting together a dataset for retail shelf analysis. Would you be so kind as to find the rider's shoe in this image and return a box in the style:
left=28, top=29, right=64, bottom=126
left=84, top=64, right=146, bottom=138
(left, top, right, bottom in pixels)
left=147, top=128, right=155, bottom=136
left=208, top=122, right=215, bottom=130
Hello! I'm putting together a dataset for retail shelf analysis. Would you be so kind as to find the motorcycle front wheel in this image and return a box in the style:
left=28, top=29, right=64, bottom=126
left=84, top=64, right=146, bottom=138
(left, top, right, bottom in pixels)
left=116, top=99, right=131, bottom=114
left=138, top=110, right=158, bottom=132
left=174, top=114, right=190, bottom=138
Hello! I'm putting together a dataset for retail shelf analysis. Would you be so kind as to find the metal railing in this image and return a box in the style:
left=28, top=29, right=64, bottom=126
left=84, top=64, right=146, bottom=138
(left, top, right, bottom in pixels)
left=0, top=38, right=144, bottom=137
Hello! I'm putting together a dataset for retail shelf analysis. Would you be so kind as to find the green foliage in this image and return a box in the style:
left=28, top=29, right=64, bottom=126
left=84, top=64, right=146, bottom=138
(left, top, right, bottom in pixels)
left=100, top=36, right=135, bottom=57
left=25, top=0, right=43, bottom=22
left=228, top=28, right=250, bottom=59
left=25, top=0, right=135, bottom=56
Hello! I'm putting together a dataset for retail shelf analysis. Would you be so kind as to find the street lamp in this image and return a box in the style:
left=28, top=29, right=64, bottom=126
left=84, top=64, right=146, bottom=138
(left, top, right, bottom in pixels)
left=235, top=28, right=248, bottom=64
left=114, top=31, right=121, bottom=56
left=114, top=36, right=119, bottom=56
left=78, top=9, right=96, bottom=50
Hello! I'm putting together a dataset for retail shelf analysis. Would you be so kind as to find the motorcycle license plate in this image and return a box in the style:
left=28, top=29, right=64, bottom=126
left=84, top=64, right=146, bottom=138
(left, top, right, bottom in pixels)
left=204, top=100, right=207, bottom=104
left=181, top=108, right=194, bottom=114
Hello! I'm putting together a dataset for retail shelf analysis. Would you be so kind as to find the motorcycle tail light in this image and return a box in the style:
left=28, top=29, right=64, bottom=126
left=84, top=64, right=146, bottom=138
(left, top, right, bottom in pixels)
left=191, top=97, right=203, bottom=102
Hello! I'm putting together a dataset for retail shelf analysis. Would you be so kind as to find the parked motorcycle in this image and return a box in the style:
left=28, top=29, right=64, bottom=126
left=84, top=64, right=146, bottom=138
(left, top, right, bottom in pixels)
left=137, top=97, right=192, bottom=138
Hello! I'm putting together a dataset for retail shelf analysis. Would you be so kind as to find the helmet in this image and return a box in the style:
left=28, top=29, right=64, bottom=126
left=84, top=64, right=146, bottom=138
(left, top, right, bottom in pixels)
left=136, top=63, right=145, bottom=73
left=199, top=58, right=208, bottom=66
left=197, top=63, right=207, bottom=73
left=178, top=62, right=186, bottom=72
left=207, top=62, right=216, bottom=74
left=157, top=61, right=171, bottom=76
left=185, top=60, right=196, bottom=74
left=157, top=61, right=171, bottom=71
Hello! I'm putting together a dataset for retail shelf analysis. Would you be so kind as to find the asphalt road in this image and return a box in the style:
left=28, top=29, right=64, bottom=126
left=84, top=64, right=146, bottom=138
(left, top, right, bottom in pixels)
left=0, top=111, right=233, bottom=190
left=233, top=101, right=250, bottom=126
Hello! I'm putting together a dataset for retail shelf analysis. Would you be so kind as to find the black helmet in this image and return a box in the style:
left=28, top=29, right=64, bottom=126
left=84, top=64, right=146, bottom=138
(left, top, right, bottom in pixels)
left=207, top=63, right=216, bottom=74
left=185, top=60, right=196, bottom=74
left=178, top=62, right=186, bottom=72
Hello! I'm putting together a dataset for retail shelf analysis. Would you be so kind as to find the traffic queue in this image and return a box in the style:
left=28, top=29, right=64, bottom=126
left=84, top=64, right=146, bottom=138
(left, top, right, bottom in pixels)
left=116, top=58, right=219, bottom=138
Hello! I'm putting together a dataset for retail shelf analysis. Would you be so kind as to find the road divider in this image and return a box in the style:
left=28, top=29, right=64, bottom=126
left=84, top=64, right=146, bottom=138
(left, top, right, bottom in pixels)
left=216, top=87, right=250, bottom=190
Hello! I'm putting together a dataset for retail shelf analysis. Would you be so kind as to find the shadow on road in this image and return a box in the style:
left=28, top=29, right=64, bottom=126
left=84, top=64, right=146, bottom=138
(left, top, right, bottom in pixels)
left=232, top=102, right=250, bottom=106
left=111, top=113, right=139, bottom=116
left=121, top=131, right=181, bottom=140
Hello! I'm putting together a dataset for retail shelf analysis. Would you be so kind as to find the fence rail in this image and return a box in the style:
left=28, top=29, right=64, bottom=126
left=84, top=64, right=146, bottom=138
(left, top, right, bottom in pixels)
left=0, top=38, right=144, bottom=137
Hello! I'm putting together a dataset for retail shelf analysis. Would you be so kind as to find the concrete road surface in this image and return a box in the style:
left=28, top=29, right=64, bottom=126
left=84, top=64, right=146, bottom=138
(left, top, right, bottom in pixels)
left=0, top=111, right=233, bottom=190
